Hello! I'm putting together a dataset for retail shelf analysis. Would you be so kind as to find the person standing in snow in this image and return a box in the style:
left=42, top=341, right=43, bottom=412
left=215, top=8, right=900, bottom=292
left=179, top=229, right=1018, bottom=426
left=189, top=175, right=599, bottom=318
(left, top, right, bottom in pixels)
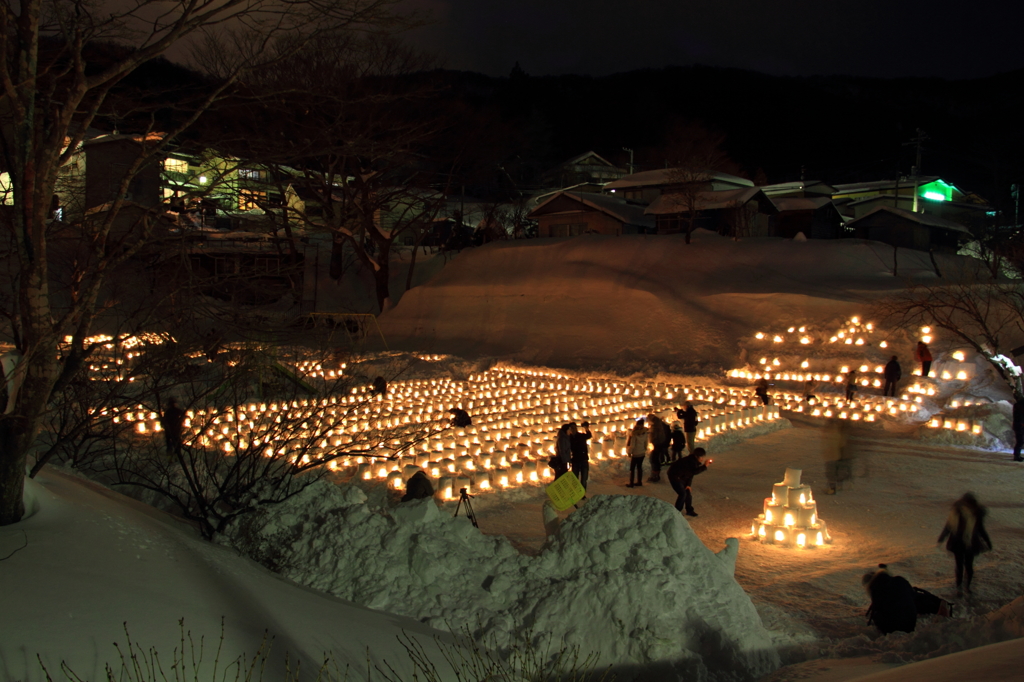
left=755, top=377, right=771, bottom=405
left=670, top=424, right=686, bottom=462
left=626, top=418, right=648, bottom=487
left=646, top=413, right=670, bottom=482
left=678, top=402, right=700, bottom=453
left=1012, top=394, right=1024, bottom=462
left=937, top=493, right=992, bottom=595
left=551, top=422, right=574, bottom=478
left=160, top=397, right=185, bottom=458
left=915, top=341, right=933, bottom=378
left=371, top=376, right=387, bottom=397
left=845, top=370, right=858, bottom=401
left=570, top=421, right=593, bottom=490
left=883, top=356, right=902, bottom=397
left=803, top=376, right=818, bottom=403
left=667, top=448, right=709, bottom=517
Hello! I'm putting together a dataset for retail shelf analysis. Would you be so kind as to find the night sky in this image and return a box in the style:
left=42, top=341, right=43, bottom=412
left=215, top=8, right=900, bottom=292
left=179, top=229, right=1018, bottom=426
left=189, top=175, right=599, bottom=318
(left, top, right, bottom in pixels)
left=405, top=1, right=1024, bottom=79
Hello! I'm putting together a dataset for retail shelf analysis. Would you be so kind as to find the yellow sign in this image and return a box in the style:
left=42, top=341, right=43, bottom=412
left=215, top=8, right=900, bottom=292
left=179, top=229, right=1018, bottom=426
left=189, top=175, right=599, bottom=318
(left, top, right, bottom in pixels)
left=546, top=472, right=586, bottom=511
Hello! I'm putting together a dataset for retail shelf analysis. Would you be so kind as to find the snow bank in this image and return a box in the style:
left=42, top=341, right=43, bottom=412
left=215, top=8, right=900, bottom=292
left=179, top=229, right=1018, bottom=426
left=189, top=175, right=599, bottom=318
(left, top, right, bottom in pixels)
left=223, top=483, right=781, bottom=681
left=0, top=471, right=459, bottom=682
left=379, top=232, right=971, bottom=369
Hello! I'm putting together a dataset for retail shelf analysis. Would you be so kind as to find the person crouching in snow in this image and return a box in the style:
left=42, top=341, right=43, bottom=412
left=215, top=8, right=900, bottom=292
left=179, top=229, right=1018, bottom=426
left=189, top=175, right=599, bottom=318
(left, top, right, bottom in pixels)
left=401, top=471, right=434, bottom=502
left=937, top=492, right=992, bottom=595
left=667, top=448, right=709, bottom=517
left=862, top=565, right=918, bottom=634
left=626, top=418, right=648, bottom=487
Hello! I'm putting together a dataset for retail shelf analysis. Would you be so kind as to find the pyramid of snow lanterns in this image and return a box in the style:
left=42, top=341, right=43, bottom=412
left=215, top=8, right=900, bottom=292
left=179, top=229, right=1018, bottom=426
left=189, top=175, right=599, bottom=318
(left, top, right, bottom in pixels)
left=752, top=468, right=830, bottom=548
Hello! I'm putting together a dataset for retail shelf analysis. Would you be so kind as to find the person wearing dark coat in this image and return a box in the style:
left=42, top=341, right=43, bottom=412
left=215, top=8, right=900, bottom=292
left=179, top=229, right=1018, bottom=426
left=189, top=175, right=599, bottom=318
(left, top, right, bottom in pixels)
left=883, top=356, right=902, bottom=397
left=862, top=565, right=918, bottom=634
left=569, top=421, right=592, bottom=490
left=666, top=448, right=709, bottom=516
left=550, top=422, right=574, bottom=477
left=937, top=492, right=992, bottom=594
left=646, top=413, right=670, bottom=482
left=371, top=376, right=387, bottom=396
left=845, top=370, right=858, bottom=401
left=754, top=377, right=771, bottom=406
left=401, top=471, right=434, bottom=502
left=160, top=397, right=185, bottom=458
left=448, top=407, right=472, bottom=427
left=1012, top=395, right=1024, bottom=462
left=679, top=402, right=700, bottom=453
left=669, top=425, right=686, bottom=462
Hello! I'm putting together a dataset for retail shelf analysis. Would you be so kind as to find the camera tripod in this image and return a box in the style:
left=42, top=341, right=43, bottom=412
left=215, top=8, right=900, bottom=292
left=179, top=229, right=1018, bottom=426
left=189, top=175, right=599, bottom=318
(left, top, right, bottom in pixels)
left=453, top=487, right=478, bottom=528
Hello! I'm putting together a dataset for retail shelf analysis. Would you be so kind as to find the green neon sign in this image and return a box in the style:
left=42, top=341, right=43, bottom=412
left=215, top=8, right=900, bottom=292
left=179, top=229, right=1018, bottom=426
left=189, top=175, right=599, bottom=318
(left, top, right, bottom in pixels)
left=918, top=179, right=954, bottom=202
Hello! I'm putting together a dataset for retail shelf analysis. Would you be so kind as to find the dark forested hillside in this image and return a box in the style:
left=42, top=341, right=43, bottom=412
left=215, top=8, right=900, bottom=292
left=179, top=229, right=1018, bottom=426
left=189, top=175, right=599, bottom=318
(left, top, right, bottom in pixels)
left=425, top=65, right=1024, bottom=214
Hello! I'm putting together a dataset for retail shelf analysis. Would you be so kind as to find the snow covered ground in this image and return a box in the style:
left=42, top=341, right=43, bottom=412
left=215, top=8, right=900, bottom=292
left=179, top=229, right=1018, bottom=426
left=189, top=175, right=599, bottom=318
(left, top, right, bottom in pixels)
left=4, top=233, right=1024, bottom=681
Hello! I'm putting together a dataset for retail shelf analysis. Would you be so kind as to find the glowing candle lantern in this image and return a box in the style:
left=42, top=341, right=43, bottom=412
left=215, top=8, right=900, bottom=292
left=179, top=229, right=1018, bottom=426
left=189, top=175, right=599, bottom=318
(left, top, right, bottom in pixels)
left=796, top=533, right=807, bottom=548
left=774, top=529, right=786, bottom=543
left=956, top=371, right=968, bottom=380
left=953, top=350, right=966, bottom=361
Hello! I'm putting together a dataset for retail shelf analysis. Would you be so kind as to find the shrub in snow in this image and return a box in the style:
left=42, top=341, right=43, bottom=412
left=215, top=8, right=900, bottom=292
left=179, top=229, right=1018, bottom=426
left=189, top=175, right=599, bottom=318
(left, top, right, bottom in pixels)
left=222, top=482, right=780, bottom=681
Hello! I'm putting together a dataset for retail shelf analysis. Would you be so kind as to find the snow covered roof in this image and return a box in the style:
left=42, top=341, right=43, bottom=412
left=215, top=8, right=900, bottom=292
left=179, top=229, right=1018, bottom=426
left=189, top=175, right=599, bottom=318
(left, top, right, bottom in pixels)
left=832, top=176, right=944, bottom=195
left=558, top=150, right=621, bottom=169
left=529, top=190, right=654, bottom=228
left=760, top=180, right=836, bottom=197
left=770, top=196, right=834, bottom=212
left=846, top=205, right=972, bottom=234
left=644, top=187, right=764, bottom=215
left=604, top=168, right=753, bottom=191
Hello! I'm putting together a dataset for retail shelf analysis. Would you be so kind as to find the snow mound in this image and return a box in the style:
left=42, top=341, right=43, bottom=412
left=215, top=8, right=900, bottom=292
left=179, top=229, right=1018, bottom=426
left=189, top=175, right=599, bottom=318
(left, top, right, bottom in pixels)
left=223, top=483, right=781, bottom=681
left=379, top=233, right=970, bottom=369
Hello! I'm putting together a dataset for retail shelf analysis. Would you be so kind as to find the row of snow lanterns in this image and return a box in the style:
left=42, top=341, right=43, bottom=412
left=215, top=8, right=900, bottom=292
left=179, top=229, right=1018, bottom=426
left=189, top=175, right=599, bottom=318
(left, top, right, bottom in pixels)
left=345, top=368, right=778, bottom=496
left=118, top=367, right=782, bottom=495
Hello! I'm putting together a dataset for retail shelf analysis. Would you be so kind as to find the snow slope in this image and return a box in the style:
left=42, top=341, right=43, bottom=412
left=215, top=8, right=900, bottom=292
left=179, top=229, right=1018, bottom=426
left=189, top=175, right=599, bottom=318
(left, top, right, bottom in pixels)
left=0, top=471, right=458, bottom=682
left=379, top=232, right=966, bottom=369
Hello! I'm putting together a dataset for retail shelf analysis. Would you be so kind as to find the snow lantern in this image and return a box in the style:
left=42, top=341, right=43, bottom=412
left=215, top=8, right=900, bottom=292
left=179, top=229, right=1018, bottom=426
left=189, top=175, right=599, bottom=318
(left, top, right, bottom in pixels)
left=751, top=468, right=831, bottom=548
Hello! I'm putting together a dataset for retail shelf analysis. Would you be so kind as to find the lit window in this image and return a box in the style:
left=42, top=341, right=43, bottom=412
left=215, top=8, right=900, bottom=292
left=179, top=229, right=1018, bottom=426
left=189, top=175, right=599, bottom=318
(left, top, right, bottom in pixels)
left=238, top=189, right=266, bottom=211
left=163, top=158, right=189, bottom=173
left=238, top=168, right=262, bottom=181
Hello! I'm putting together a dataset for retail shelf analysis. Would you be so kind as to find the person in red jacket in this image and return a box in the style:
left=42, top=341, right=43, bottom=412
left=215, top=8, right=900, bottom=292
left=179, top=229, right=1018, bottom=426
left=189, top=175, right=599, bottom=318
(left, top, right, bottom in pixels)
left=915, top=341, right=933, bottom=378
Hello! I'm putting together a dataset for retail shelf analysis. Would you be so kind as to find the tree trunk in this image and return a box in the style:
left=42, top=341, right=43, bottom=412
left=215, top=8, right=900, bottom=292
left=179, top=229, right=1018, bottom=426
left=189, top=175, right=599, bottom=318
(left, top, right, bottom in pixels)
left=374, top=241, right=392, bottom=312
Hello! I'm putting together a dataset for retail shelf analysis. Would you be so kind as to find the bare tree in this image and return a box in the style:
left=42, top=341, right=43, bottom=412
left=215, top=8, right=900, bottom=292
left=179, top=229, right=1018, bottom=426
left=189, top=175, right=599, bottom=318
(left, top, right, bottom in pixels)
left=660, top=121, right=742, bottom=244
left=0, top=0, right=418, bottom=525
left=875, top=260, right=1024, bottom=396
left=212, top=33, right=450, bottom=313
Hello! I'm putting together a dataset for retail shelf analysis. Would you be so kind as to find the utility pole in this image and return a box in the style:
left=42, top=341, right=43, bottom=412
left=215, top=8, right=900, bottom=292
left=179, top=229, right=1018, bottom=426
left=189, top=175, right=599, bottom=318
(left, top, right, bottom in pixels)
left=622, top=147, right=634, bottom=175
left=903, top=128, right=929, bottom=212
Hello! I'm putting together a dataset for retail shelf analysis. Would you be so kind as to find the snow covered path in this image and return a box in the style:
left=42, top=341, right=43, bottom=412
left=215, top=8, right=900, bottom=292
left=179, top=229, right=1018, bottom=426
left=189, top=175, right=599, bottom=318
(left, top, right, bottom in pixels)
left=466, top=414, right=1024, bottom=676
